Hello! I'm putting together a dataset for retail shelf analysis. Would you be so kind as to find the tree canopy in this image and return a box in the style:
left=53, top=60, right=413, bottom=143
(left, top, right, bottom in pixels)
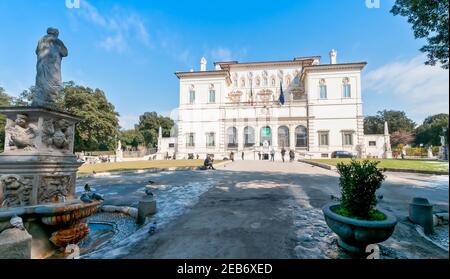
left=136, top=112, right=174, bottom=148
left=364, top=110, right=416, bottom=134
left=63, top=82, right=120, bottom=151
left=391, top=0, right=449, bottom=69
left=119, top=129, right=145, bottom=148
left=415, top=113, right=449, bottom=146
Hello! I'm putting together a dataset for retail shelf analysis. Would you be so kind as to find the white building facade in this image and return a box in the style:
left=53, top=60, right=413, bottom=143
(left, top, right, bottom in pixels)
left=158, top=50, right=387, bottom=160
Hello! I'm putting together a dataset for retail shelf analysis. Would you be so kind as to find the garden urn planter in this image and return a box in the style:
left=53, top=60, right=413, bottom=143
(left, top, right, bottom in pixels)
left=322, top=202, right=397, bottom=254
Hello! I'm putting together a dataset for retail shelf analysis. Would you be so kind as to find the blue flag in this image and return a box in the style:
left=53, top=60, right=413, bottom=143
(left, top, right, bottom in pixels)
left=279, top=81, right=285, bottom=105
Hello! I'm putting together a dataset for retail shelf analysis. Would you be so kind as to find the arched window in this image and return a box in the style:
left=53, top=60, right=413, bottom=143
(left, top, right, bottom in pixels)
left=343, top=77, right=351, bottom=98
left=240, top=78, right=246, bottom=88
left=208, top=84, right=216, bottom=103
left=263, top=77, right=268, bottom=86
left=285, top=75, right=291, bottom=86
left=278, top=126, right=290, bottom=148
left=271, top=76, right=276, bottom=86
left=189, top=84, right=195, bottom=104
left=244, top=126, right=255, bottom=147
left=260, top=126, right=272, bottom=146
left=255, top=76, right=261, bottom=87
left=319, top=79, right=327, bottom=99
left=295, top=126, right=308, bottom=147
left=227, top=127, right=238, bottom=149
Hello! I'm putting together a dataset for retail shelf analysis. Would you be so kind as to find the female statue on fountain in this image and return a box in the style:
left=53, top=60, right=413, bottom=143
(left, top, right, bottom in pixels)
left=32, top=27, right=68, bottom=108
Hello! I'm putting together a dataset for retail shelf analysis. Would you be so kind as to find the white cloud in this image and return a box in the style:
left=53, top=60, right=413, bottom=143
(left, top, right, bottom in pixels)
left=119, top=114, right=139, bottom=130
left=76, top=0, right=152, bottom=53
left=211, top=47, right=233, bottom=61
left=364, top=55, right=449, bottom=121
left=98, top=33, right=126, bottom=53
left=209, top=47, right=248, bottom=63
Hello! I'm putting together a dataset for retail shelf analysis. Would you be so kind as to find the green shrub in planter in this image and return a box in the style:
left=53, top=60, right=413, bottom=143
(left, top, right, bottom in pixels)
left=336, top=160, right=386, bottom=220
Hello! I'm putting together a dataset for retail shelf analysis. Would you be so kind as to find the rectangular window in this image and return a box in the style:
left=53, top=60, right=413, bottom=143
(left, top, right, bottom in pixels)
left=319, top=132, right=329, bottom=146
left=343, top=133, right=353, bottom=145
left=189, top=90, right=195, bottom=104
left=186, top=133, right=195, bottom=147
left=206, top=132, right=215, bottom=147
left=343, top=84, right=351, bottom=98
left=209, top=90, right=216, bottom=103
left=319, top=85, right=327, bottom=99
left=321, top=153, right=329, bottom=158
left=169, top=143, right=175, bottom=148
left=369, top=141, right=376, bottom=146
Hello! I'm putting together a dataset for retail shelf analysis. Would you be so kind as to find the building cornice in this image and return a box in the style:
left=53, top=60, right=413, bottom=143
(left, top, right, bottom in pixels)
left=175, top=70, right=229, bottom=79
left=214, top=56, right=320, bottom=70
left=300, top=62, right=367, bottom=81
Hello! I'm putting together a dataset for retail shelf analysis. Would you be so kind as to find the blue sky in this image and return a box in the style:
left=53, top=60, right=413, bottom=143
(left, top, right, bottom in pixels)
left=0, top=0, right=448, bottom=129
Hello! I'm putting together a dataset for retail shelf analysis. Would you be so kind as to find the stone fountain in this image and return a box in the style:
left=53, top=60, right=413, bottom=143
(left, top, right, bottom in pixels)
left=0, top=27, right=102, bottom=259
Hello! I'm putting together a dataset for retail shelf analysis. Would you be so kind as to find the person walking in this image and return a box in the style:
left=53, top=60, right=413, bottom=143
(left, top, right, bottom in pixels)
left=230, top=152, right=235, bottom=162
left=258, top=151, right=261, bottom=160
left=270, top=148, right=275, bottom=162
left=241, top=151, right=245, bottom=161
left=289, top=150, right=295, bottom=162
left=281, top=148, right=286, bottom=163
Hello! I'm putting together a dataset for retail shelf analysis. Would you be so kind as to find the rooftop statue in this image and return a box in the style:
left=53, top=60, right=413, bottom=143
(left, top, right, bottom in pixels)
left=32, top=27, right=68, bottom=108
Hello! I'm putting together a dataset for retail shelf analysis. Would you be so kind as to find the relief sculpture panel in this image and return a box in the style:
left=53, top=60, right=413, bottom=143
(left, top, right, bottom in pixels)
left=0, top=175, right=34, bottom=207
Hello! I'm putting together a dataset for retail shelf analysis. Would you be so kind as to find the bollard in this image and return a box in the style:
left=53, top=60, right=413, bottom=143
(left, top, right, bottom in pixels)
left=137, top=197, right=157, bottom=225
left=409, top=197, right=434, bottom=234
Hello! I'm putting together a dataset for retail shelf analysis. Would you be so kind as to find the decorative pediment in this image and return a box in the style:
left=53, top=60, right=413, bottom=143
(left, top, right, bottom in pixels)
left=227, top=91, right=243, bottom=103
left=258, top=89, right=273, bottom=103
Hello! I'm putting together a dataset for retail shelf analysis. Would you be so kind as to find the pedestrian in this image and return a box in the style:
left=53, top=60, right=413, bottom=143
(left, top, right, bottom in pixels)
left=289, top=150, right=295, bottom=162
left=230, top=152, right=235, bottom=162
left=281, top=148, right=286, bottom=162
left=401, top=148, right=406, bottom=159
left=258, top=151, right=261, bottom=160
left=270, top=148, right=275, bottom=162
left=241, top=151, right=245, bottom=160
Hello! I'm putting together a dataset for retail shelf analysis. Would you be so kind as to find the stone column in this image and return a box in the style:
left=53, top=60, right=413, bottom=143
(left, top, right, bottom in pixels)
left=289, top=124, right=296, bottom=151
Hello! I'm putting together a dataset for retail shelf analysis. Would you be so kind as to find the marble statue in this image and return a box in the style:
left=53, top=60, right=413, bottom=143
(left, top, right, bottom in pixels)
left=32, top=28, right=68, bottom=108
left=427, top=145, right=433, bottom=158
left=5, top=114, right=37, bottom=151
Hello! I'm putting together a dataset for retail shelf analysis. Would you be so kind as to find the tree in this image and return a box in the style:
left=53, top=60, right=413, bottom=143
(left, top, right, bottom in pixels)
left=364, top=116, right=384, bottom=135
left=0, top=87, right=13, bottom=151
left=364, top=110, right=416, bottom=134
left=391, top=0, right=449, bottom=69
left=136, top=112, right=174, bottom=148
left=63, top=83, right=120, bottom=151
left=415, top=113, right=449, bottom=146
left=390, top=131, right=416, bottom=147
left=119, top=129, right=145, bottom=148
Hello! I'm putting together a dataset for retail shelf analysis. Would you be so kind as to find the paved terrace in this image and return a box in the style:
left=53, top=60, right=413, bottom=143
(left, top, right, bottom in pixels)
left=78, top=160, right=449, bottom=259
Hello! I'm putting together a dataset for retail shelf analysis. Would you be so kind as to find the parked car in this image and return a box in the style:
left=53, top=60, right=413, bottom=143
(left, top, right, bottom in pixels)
left=331, top=151, right=355, bottom=158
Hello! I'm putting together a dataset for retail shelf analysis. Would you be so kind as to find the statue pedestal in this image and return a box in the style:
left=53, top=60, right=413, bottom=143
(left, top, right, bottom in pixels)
left=0, top=107, right=82, bottom=207
left=383, top=151, right=393, bottom=159
left=0, top=107, right=102, bottom=258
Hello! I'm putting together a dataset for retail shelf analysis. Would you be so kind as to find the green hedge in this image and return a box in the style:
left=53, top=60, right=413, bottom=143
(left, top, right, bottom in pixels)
left=392, top=147, right=440, bottom=156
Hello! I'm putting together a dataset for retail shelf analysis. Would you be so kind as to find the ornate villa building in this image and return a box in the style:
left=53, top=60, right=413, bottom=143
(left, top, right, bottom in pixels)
left=157, top=50, right=390, bottom=160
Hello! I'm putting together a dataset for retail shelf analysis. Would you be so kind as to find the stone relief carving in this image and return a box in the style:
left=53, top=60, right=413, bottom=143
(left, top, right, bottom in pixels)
left=258, top=89, right=273, bottom=103
left=0, top=175, right=33, bottom=207
left=5, top=114, right=38, bottom=151
left=228, top=91, right=243, bottom=103
left=38, top=175, right=72, bottom=203
left=42, top=118, right=73, bottom=150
